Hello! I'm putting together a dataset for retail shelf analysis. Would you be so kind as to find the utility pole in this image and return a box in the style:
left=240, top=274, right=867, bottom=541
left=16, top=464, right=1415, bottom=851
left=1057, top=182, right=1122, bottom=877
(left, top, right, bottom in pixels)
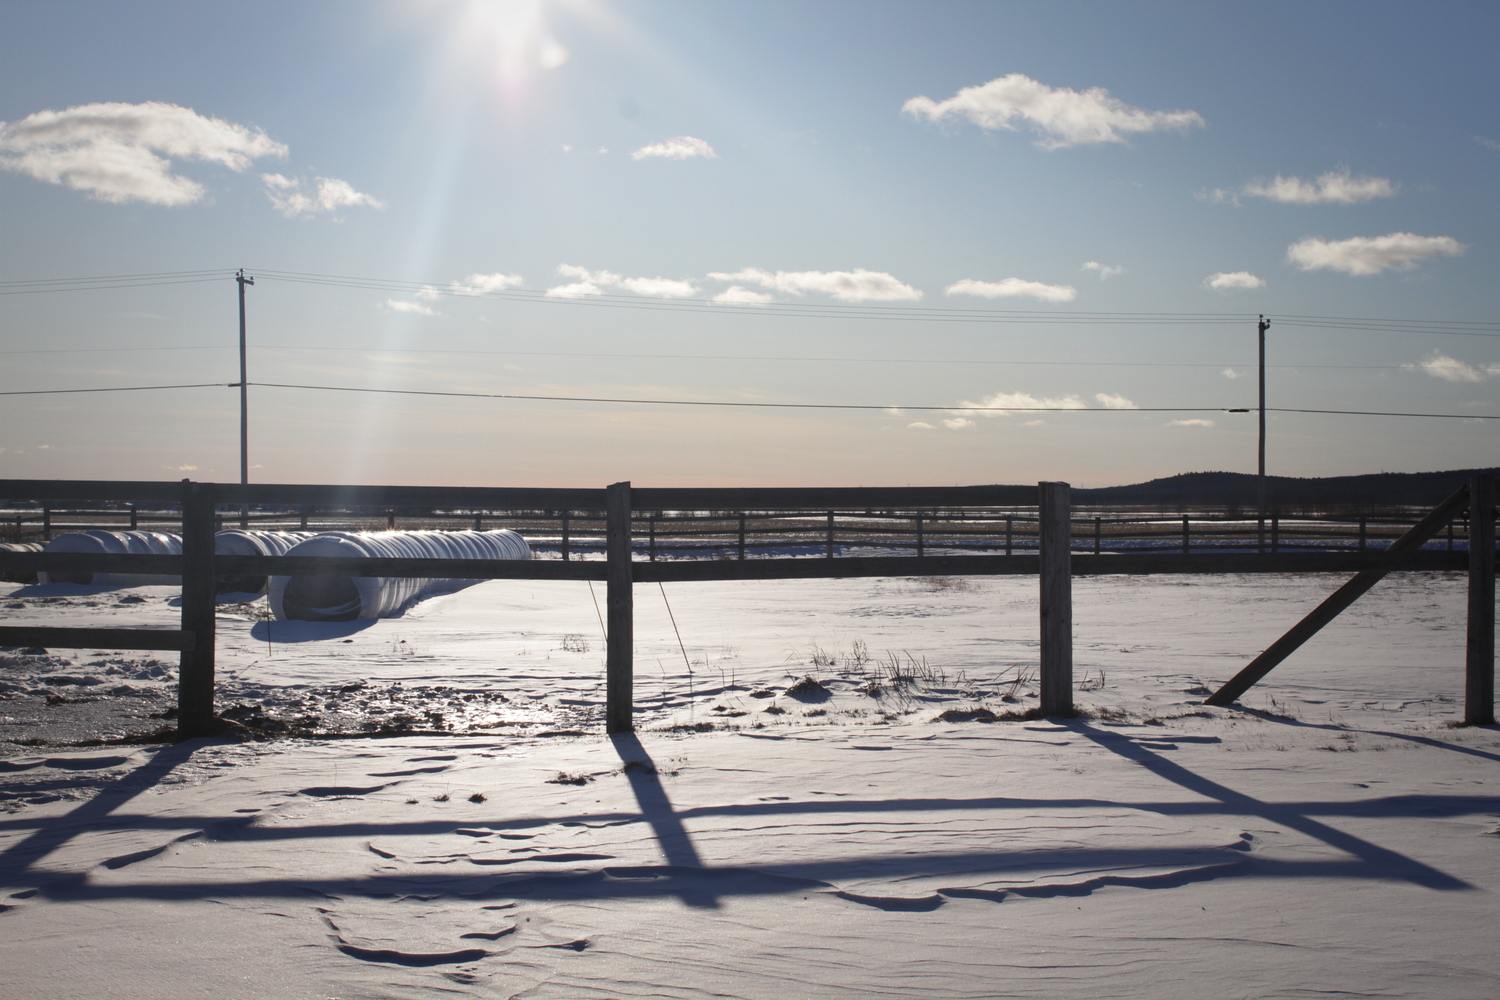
left=236, top=269, right=254, bottom=527
left=1257, top=314, right=1270, bottom=553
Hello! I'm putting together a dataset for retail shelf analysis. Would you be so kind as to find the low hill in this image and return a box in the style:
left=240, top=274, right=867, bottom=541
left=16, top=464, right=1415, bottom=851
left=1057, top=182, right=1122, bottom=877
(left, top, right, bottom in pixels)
left=1071, top=468, right=1497, bottom=511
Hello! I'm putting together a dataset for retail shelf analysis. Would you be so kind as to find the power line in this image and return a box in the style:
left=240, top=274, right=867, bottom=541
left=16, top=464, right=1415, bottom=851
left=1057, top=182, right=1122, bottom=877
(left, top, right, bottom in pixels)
left=0, top=383, right=231, bottom=396
left=244, top=380, right=1500, bottom=419
left=2, top=377, right=1493, bottom=419
left=0, top=341, right=1434, bottom=372
left=4, top=265, right=1496, bottom=336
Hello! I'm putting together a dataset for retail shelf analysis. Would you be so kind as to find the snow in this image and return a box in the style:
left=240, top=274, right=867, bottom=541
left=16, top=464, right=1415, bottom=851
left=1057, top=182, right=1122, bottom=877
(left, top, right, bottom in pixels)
left=1, top=570, right=1497, bottom=998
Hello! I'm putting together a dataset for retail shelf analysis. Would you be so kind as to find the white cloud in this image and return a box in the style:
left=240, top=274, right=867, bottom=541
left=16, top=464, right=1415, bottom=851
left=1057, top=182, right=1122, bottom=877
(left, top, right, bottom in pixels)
left=546, top=265, right=697, bottom=299
left=946, top=277, right=1076, bottom=302
left=1476, top=136, right=1500, bottom=153
left=1241, top=167, right=1395, bottom=205
left=942, top=417, right=976, bottom=430
left=1095, top=393, right=1138, bottom=409
left=263, top=174, right=384, bottom=217
left=709, top=267, right=922, bottom=303
left=418, top=272, right=525, bottom=299
left=907, top=422, right=936, bottom=430
left=712, top=286, right=774, bottom=305
left=1221, top=368, right=1242, bottom=380
left=1082, top=261, right=1125, bottom=279
left=903, top=73, right=1204, bottom=149
left=385, top=299, right=438, bottom=316
left=1402, top=352, right=1500, bottom=383
left=631, top=136, right=716, bottom=160
left=1168, top=419, right=1215, bottom=428
left=954, top=391, right=1089, bottom=416
left=176, top=464, right=197, bottom=471
left=1286, top=232, right=1466, bottom=276
left=0, top=101, right=286, bottom=205
left=1205, top=271, right=1266, bottom=291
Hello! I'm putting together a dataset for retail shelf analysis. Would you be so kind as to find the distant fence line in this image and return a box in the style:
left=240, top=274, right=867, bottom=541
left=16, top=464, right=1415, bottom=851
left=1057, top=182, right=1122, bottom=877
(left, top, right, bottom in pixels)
left=2, top=504, right=1483, bottom=559
left=0, top=477, right=1493, bottom=738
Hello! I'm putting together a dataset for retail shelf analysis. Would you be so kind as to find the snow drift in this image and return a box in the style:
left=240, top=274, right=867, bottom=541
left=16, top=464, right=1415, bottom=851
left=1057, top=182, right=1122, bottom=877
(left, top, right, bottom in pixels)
left=267, top=529, right=532, bottom=622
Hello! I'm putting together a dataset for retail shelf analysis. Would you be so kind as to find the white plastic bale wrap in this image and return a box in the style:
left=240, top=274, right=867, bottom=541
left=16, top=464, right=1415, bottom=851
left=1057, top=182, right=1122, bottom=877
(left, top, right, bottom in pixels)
left=267, top=529, right=532, bottom=622
left=1, top=542, right=43, bottom=584
left=38, top=530, right=182, bottom=587
left=213, top=530, right=314, bottom=594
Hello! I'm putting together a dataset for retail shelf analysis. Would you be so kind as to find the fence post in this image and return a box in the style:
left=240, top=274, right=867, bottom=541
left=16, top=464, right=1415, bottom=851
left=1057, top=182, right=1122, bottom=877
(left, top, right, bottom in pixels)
left=826, top=511, right=835, bottom=558
left=1359, top=516, right=1367, bottom=553
left=1094, top=516, right=1101, bottom=556
left=916, top=515, right=924, bottom=557
left=42, top=506, right=51, bottom=541
left=178, top=480, right=218, bottom=737
left=1039, top=482, right=1073, bottom=716
left=1182, top=517, right=1190, bottom=555
left=1005, top=517, right=1013, bottom=556
left=738, top=513, right=746, bottom=560
left=649, top=515, right=657, bottom=562
left=605, top=482, right=634, bottom=734
left=561, top=513, right=570, bottom=562
left=1467, top=474, right=1496, bottom=726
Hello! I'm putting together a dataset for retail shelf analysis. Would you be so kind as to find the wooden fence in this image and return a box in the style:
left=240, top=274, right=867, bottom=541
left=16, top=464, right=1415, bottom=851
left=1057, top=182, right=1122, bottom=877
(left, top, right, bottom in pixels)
left=0, top=477, right=1493, bottom=737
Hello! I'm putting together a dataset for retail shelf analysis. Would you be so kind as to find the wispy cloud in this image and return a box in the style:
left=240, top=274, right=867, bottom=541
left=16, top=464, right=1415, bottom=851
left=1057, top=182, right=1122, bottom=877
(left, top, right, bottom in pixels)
left=1095, top=393, right=1138, bottom=409
left=907, top=422, right=936, bottom=430
left=712, top=286, right=775, bottom=305
left=1287, top=232, right=1465, bottom=276
left=1242, top=167, right=1395, bottom=205
left=418, top=272, right=524, bottom=299
left=0, top=101, right=286, bottom=205
left=1403, top=351, right=1500, bottom=383
left=1206, top=167, right=1396, bottom=206
left=903, top=73, right=1204, bottom=149
left=1168, top=419, right=1215, bottom=428
left=632, top=136, right=716, bottom=160
left=1221, top=368, right=1242, bottom=380
left=709, top=268, right=921, bottom=303
left=385, top=299, right=438, bottom=316
left=1205, top=271, right=1266, bottom=291
left=1082, top=261, right=1125, bottom=279
left=953, top=390, right=1090, bottom=416
left=263, top=173, right=384, bottom=217
left=946, top=277, right=1076, bottom=302
left=942, top=417, right=976, bottom=430
left=546, top=265, right=697, bottom=299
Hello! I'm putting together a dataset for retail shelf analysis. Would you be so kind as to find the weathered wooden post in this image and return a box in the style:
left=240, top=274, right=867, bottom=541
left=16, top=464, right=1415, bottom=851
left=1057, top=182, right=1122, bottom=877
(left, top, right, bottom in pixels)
left=738, top=513, right=746, bottom=560
left=1467, top=474, right=1496, bottom=726
left=606, top=481, right=634, bottom=734
left=826, top=511, right=835, bottom=559
left=177, top=480, right=218, bottom=737
left=1039, top=481, right=1073, bottom=716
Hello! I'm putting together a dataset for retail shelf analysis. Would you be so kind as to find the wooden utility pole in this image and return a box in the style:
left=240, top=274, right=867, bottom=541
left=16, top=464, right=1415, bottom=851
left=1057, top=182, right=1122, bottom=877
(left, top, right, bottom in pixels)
left=1257, top=315, right=1270, bottom=553
left=236, top=269, right=254, bottom=528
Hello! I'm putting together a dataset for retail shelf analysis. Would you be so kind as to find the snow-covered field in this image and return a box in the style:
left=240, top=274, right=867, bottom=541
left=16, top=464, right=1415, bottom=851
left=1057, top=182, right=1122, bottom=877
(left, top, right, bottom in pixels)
left=1, top=571, right=1497, bottom=998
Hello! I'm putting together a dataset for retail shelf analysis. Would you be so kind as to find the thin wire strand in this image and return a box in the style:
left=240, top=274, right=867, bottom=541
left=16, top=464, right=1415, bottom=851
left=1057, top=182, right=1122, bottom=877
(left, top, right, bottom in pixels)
left=0, top=383, right=231, bottom=396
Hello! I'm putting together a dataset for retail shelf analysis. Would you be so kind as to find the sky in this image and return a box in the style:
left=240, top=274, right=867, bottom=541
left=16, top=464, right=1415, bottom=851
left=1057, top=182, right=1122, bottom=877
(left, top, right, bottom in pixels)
left=1, top=0, right=1497, bottom=489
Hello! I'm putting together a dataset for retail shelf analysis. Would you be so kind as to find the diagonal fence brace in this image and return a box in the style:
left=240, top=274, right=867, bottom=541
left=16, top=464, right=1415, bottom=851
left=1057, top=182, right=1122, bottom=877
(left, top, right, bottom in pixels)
left=1205, top=484, right=1473, bottom=707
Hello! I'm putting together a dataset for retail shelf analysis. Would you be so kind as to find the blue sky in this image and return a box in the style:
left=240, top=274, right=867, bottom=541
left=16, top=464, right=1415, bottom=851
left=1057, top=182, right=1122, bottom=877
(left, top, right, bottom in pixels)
left=1, top=0, right=1496, bottom=488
